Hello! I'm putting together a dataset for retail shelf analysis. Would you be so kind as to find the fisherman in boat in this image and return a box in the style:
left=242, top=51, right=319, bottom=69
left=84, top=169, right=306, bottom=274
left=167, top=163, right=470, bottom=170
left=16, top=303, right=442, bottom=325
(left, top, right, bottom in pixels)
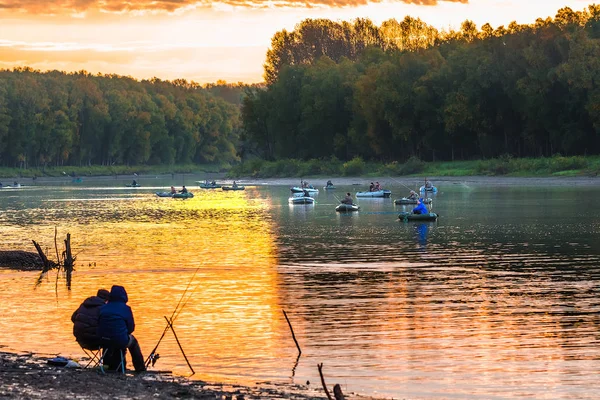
left=374, top=182, right=381, bottom=191
left=170, top=186, right=177, bottom=194
left=232, top=181, right=238, bottom=188
left=210, top=180, right=216, bottom=186
left=303, top=189, right=311, bottom=197
left=179, top=185, right=188, bottom=194
left=341, top=192, right=353, bottom=205
left=412, top=198, right=429, bottom=215
left=425, top=179, right=433, bottom=189
left=132, top=180, right=137, bottom=186
left=326, top=180, right=333, bottom=187
left=407, top=190, right=418, bottom=200
left=369, top=182, right=375, bottom=192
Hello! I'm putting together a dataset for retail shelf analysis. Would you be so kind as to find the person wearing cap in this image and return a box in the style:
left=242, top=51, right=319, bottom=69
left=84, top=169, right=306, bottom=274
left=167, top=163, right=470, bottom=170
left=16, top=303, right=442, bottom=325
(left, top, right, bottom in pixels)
left=412, top=198, right=429, bottom=215
left=71, top=289, right=110, bottom=350
left=98, top=285, right=146, bottom=372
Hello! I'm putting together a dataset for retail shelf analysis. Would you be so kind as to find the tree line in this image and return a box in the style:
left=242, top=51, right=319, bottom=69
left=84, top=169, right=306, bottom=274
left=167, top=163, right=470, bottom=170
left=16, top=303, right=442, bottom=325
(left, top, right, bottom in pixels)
left=0, top=69, right=245, bottom=168
left=242, top=6, right=600, bottom=162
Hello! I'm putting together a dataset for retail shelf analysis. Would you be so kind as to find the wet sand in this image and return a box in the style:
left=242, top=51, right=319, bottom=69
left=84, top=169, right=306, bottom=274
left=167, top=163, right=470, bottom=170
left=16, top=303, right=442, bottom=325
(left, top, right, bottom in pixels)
left=0, top=350, right=370, bottom=399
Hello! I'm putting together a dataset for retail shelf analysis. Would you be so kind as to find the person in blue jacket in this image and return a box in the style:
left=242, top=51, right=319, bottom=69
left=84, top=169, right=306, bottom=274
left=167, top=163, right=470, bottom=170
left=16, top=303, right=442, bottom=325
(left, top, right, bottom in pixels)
left=98, top=285, right=146, bottom=372
left=412, top=198, right=429, bottom=215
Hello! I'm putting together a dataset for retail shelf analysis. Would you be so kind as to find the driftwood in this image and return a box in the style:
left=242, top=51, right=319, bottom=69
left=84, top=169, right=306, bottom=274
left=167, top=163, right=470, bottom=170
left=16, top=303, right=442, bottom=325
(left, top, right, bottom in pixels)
left=33, top=231, right=76, bottom=290
left=0, top=251, right=52, bottom=271
left=317, top=363, right=345, bottom=400
left=317, top=363, right=333, bottom=400
left=333, top=384, right=345, bottom=400
left=282, top=309, right=302, bottom=356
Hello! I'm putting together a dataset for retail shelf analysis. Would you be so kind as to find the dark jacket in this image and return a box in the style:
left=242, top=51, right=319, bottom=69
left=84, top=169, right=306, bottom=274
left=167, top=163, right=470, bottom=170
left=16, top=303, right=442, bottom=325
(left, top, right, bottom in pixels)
left=71, top=296, right=105, bottom=349
left=412, top=201, right=429, bottom=215
left=98, top=286, right=135, bottom=349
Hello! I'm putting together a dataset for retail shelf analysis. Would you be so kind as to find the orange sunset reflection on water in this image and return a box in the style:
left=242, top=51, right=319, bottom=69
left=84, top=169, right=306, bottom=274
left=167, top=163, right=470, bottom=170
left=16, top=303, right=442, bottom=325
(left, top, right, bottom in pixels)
left=0, top=188, right=289, bottom=384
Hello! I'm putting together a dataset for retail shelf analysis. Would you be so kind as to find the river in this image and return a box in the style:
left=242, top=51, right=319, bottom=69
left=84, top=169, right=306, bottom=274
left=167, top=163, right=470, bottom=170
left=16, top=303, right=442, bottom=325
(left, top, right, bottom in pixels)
left=0, top=176, right=599, bottom=399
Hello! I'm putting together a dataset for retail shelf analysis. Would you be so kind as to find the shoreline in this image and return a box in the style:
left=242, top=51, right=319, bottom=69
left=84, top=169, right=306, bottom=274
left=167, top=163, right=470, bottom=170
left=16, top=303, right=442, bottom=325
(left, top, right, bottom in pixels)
left=0, top=350, right=359, bottom=400
left=4, top=173, right=598, bottom=188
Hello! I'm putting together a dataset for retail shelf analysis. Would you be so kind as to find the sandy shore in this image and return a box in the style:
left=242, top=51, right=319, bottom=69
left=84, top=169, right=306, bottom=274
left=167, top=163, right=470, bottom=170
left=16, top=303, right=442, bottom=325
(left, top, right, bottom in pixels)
left=0, top=350, right=372, bottom=400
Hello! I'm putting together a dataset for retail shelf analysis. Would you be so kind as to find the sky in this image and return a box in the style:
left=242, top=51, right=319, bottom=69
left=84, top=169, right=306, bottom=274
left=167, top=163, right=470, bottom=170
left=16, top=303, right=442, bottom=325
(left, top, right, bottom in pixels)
left=0, top=0, right=598, bottom=84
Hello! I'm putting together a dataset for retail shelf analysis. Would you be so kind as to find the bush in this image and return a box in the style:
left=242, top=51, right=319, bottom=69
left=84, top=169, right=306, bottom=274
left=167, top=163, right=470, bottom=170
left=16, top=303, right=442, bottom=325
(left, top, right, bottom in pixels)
left=343, top=157, right=366, bottom=176
left=399, top=156, right=426, bottom=175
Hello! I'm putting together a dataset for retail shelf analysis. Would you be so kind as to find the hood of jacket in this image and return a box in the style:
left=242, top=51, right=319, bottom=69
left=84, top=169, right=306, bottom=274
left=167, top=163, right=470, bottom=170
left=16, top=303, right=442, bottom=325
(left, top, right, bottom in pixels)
left=109, top=285, right=128, bottom=303
left=81, top=295, right=106, bottom=308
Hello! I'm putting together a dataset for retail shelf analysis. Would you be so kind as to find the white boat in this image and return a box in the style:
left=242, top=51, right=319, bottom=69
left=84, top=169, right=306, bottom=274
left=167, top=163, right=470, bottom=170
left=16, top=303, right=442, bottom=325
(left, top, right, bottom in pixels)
left=289, top=196, right=315, bottom=204
left=290, top=186, right=319, bottom=195
left=356, top=190, right=391, bottom=198
left=420, top=185, right=438, bottom=193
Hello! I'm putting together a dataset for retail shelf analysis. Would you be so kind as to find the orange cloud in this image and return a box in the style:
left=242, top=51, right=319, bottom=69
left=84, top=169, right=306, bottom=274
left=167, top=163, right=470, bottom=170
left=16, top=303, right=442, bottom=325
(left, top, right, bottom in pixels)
left=0, top=0, right=468, bottom=14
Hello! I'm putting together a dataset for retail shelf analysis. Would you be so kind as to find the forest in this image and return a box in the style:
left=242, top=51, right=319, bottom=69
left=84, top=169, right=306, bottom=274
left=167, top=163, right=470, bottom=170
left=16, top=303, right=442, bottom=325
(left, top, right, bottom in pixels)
left=2, top=5, right=600, bottom=169
left=242, top=5, right=600, bottom=163
left=0, top=71, right=244, bottom=168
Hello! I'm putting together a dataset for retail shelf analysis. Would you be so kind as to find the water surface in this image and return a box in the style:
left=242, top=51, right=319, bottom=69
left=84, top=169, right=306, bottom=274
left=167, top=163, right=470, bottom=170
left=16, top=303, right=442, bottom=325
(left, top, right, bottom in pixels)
left=1, top=177, right=599, bottom=399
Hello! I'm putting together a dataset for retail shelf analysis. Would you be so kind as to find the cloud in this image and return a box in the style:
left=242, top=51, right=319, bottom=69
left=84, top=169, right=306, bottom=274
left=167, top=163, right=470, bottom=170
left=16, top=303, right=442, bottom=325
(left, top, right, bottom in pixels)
left=0, top=39, right=266, bottom=83
left=0, top=0, right=468, bottom=14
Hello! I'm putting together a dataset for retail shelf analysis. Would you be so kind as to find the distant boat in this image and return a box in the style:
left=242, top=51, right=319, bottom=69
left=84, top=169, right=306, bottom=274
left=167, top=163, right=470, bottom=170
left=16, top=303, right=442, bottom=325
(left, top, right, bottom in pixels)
left=173, top=192, right=194, bottom=199
left=420, top=185, right=438, bottom=193
left=394, top=197, right=432, bottom=205
left=222, top=186, right=245, bottom=191
left=289, top=196, right=315, bottom=205
left=290, top=186, right=319, bottom=195
left=398, top=212, right=438, bottom=222
left=335, top=203, right=359, bottom=212
left=196, top=181, right=221, bottom=189
left=126, top=183, right=141, bottom=188
left=356, top=190, right=391, bottom=198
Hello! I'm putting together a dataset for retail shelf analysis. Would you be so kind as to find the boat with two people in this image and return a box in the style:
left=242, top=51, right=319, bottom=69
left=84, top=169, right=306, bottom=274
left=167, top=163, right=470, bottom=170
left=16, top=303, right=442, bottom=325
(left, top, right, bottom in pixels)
left=196, top=180, right=221, bottom=189
left=291, top=180, right=319, bottom=195
left=356, top=181, right=391, bottom=198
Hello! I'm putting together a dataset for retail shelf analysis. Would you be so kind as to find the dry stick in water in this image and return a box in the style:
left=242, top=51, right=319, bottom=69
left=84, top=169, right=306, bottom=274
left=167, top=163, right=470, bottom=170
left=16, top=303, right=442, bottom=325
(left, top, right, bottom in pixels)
left=164, top=316, right=195, bottom=375
left=317, top=363, right=333, bottom=400
left=282, top=309, right=302, bottom=356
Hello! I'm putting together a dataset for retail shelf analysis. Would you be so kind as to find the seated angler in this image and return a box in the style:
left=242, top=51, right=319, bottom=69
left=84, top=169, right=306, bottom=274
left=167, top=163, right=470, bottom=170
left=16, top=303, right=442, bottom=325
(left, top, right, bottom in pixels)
left=98, top=285, right=146, bottom=372
left=341, top=192, right=354, bottom=205
left=71, top=289, right=110, bottom=351
left=412, top=198, right=429, bottom=215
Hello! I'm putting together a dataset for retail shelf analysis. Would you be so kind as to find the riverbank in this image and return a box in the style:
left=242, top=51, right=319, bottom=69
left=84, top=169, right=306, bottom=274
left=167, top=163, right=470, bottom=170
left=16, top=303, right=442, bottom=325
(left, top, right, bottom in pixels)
left=0, top=350, right=361, bottom=400
left=2, top=173, right=598, bottom=189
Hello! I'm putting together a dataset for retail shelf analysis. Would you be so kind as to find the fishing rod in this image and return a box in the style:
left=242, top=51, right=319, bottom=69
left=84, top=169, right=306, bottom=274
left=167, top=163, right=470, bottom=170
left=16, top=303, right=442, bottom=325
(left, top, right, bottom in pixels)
left=388, top=176, right=416, bottom=193
left=145, top=266, right=202, bottom=368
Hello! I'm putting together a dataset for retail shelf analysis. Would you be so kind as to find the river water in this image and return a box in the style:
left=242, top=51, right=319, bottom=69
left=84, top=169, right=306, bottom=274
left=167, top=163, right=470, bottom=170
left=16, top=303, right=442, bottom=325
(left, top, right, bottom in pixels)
left=1, top=176, right=599, bottom=399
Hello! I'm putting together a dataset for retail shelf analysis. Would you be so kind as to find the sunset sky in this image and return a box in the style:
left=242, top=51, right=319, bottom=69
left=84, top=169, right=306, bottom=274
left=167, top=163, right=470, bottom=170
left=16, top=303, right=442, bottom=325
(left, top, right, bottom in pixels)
left=0, top=0, right=597, bottom=84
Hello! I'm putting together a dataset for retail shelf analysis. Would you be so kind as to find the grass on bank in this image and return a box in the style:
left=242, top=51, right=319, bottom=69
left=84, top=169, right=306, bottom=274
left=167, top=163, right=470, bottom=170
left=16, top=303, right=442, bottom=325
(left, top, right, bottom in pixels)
left=1, top=155, right=599, bottom=180
left=227, top=155, right=600, bottom=178
left=0, top=163, right=226, bottom=180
